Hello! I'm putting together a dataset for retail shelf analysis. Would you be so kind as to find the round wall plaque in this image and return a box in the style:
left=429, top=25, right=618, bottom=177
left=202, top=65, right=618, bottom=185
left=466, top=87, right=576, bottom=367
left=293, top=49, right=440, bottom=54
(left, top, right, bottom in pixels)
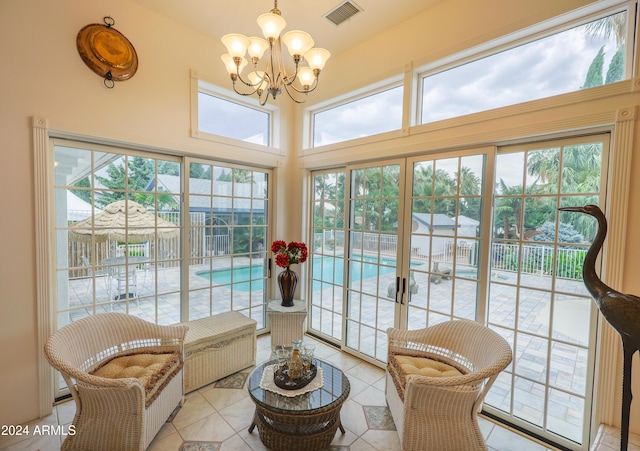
left=77, top=18, right=138, bottom=85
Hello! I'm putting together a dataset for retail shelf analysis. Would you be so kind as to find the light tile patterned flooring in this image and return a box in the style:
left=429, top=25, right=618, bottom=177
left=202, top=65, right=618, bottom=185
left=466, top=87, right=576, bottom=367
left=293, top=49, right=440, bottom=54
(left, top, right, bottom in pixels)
left=2, top=334, right=564, bottom=451
left=591, top=425, right=640, bottom=451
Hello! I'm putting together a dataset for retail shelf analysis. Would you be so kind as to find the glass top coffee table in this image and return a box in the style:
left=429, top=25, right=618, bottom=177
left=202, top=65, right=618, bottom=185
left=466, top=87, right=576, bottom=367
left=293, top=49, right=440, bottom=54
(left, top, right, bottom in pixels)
left=247, top=358, right=350, bottom=451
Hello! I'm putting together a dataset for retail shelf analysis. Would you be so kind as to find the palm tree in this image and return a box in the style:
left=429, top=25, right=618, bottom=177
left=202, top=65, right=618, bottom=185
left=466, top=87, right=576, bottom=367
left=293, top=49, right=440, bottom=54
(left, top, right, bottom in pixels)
left=457, top=166, right=482, bottom=219
left=584, top=12, right=626, bottom=48
left=526, top=147, right=560, bottom=189
left=494, top=180, right=523, bottom=239
left=457, top=166, right=481, bottom=196
left=312, top=171, right=346, bottom=250
left=525, top=143, right=602, bottom=238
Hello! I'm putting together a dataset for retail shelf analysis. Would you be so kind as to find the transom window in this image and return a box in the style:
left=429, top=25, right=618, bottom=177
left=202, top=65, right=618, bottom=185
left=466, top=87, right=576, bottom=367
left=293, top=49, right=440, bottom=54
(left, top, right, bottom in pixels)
left=306, top=3, right=633, bottom=152
left=198, top=92, right=270, bottom=145
left=311, top=85, right=403, bottom=147
left=420, top=9, right=629, bottom=124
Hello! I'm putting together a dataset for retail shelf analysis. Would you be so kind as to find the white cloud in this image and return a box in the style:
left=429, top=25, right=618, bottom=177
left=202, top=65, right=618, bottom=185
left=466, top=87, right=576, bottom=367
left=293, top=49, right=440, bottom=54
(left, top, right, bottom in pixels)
left=421, top=23, right=621, bottom=123
left=313, top=86, right=404, bottom=146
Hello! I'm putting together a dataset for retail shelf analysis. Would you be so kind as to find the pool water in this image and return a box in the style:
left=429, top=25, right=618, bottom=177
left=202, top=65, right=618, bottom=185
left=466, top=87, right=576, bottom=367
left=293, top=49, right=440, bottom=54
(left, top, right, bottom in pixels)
left=313, top=255, right=397, bottom=286
left=196, top=255, right=399, bottom=291
left=196, top=265, right=266, bottom=292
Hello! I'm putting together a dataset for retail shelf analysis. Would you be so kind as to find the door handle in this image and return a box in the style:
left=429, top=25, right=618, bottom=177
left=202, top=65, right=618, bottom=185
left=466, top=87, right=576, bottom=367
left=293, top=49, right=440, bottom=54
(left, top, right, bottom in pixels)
left=394, top=276, right=400, bottom=303
left=401, top=277, right=407, bottom=305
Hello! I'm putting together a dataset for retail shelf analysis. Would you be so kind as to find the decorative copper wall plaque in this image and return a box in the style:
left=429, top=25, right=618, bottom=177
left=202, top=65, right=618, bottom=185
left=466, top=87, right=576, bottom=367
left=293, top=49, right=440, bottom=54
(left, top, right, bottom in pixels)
left=77, top=17, right=138, bottom=87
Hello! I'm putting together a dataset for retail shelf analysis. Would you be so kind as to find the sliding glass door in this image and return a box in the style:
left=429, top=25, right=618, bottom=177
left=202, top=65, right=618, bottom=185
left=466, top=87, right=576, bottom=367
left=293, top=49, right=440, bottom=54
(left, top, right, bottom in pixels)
left=311, top=152, right=490, bottom=362
left=185, top=160, right=271, bottom=328
left=53, top=141, right=271, bottom=399
left=54, top=141, right=183, bottom=328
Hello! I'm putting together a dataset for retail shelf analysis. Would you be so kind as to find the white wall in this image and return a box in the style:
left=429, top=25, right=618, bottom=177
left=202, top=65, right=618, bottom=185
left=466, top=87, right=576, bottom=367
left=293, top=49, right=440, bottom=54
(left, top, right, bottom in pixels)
left=2, top=0, right=640, bottom=446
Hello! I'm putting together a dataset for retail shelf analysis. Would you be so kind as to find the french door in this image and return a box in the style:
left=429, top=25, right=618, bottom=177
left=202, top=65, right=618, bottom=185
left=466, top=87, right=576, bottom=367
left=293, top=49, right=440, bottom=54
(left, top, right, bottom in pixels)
left=344, top=161, right=406, bottom=362
left=309, top=134, right=607, bottom=449
left=325, top=149, right=491, bottom=362
left=402, top=152, right=490, bottom=332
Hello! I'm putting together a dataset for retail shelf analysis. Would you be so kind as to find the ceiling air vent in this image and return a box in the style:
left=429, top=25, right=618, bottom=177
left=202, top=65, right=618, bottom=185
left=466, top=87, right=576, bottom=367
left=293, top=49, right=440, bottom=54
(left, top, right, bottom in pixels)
left=324, top=1, right=362, bottom=26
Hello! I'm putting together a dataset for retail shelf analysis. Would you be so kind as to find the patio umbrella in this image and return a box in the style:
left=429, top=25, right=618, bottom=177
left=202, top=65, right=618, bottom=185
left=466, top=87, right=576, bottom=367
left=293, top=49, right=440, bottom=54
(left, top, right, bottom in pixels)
left=68, top=200, right=179, bottom=243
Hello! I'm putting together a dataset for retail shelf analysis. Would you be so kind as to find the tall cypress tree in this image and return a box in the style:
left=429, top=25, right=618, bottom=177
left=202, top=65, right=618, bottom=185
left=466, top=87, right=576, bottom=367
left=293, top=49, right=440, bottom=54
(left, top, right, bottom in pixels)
left=605, top=45, right=625, bottom=84
left=582, top=46, right=605, bottom=89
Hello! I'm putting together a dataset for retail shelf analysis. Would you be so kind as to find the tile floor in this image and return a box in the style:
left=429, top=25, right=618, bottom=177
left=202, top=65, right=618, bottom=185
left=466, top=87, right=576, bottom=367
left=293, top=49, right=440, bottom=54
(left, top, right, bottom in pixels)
left=590, top=424, right=640, bottom=451
left=3, top=334, right=564, bottom=451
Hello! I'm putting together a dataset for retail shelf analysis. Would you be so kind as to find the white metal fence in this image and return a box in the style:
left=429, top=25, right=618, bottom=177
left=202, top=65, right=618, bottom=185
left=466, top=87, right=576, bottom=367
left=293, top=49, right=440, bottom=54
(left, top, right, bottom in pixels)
left=204, top=235, right=231, bottom=256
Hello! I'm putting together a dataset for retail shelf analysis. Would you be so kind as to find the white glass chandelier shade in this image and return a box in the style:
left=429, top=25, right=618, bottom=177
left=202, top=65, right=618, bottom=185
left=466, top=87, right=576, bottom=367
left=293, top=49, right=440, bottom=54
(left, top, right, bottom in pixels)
left=221, top=34, right=250, bottom=58
left=281, top=30, right=314, bottom=57
left=248, top=71, right=269, bottom=92
left=221, top=53, right=247, bottom=76
left=297, top=67, right=315, bottom=87
left=220, top=1, right=330, bottom=105
left=304, top=47, right=331, bottom=71
left=247, top=37, right=269, bottom=60
left=257, top=12, right=286, bottom=40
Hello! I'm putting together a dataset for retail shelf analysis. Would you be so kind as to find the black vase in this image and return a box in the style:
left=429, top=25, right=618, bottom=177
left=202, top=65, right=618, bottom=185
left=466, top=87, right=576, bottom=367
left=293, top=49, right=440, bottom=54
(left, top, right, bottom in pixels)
left=277, top=267, right=297, bottom=307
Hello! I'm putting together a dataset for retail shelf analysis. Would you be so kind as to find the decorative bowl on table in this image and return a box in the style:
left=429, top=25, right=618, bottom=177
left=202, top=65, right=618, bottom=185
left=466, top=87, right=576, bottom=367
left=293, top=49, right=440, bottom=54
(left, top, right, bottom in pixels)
left=273, top=360, right=318, bottom=390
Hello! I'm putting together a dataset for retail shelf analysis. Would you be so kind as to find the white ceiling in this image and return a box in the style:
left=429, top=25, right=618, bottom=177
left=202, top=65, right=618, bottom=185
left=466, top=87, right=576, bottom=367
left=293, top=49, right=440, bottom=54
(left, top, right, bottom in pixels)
left=129, top=0, right=443, bottom=56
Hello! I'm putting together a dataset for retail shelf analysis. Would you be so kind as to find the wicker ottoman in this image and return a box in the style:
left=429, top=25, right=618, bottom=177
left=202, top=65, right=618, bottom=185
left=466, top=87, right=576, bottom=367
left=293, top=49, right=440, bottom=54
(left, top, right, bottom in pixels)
left=182, top=311, right=257, bottom=393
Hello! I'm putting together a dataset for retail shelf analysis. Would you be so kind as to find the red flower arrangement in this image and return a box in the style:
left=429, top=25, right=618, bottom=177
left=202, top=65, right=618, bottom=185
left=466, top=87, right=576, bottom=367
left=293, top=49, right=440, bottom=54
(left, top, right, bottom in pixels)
left=271, top=240, right=308, bottom=268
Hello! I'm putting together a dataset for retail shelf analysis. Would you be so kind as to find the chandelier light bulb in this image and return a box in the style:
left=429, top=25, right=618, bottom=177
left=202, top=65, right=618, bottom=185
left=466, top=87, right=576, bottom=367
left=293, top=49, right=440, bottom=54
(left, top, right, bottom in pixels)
left=257, top=12, right=286, bottom=39
left=282, top=30, right=314, bottom=58
left=221, top=54, right=247, bottom=75
left=297, top=67, right=315, bottom=88
left=247, top=37, right=269, bottom=60
left=221, top=34, right=250, bottom=58
left=221, top=54, right=235, bottom=74
left=249, top=71, right=269, bottom=92
left=304, top=48, right=331, bottom=71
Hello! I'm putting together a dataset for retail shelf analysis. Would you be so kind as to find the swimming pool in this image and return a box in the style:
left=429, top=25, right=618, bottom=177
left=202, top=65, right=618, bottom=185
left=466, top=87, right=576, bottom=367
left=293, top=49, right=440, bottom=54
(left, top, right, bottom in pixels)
left=196, top=265, right=266, bottom=291
left=313, top=255, right=398, bottom=285
left=196, top=254, right=399, bottom=291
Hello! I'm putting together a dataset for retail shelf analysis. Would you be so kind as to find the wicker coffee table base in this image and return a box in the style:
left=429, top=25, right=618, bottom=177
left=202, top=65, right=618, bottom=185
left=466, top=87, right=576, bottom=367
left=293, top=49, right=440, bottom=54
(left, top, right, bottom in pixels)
left=249, top=402, right=347, bottom=451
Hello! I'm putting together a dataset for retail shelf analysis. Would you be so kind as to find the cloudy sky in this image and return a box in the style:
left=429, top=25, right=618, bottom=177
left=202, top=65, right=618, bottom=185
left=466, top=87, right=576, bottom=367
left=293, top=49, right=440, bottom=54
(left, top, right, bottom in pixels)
left=421, top=23, right=619, bottom=124
left=198, top=93, right=270, bottom=145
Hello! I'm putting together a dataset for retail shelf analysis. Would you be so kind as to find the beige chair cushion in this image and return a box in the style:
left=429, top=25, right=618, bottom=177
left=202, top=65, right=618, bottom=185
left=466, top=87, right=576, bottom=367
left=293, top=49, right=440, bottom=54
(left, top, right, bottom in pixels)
left=91, top=352, right=182, bottom=407
left=388, top=354, right=465, bottom=401
left=395, top=355, right=464, bottom=379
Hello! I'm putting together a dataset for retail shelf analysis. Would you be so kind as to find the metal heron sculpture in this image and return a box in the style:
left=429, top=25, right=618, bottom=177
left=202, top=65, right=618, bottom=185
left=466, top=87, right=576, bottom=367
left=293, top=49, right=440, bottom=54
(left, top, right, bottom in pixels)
left=559, top=204, right=640, bottom=451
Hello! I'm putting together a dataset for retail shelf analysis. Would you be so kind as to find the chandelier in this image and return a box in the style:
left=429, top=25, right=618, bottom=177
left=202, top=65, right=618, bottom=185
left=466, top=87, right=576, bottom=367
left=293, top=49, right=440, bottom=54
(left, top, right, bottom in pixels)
left=220, top=0, right=330, bottom=105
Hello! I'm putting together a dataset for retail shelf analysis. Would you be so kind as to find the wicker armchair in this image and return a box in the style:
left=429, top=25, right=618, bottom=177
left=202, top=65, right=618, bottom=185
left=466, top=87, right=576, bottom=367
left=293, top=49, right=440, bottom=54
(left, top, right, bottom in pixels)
left=44, top=312, right=188, bottom=451
left=386, top=320, right=513, bottom=451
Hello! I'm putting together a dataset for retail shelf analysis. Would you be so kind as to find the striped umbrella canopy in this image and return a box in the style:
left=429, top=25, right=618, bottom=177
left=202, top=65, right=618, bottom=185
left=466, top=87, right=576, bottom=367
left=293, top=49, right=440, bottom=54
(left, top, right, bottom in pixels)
left=68, top=200, right=179, bottom=243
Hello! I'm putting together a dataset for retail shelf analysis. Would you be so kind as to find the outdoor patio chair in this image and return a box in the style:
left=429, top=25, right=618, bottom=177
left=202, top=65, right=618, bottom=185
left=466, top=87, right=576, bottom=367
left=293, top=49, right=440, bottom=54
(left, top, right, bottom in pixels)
left=386, top=320, right=513, bottom=451
left=44, top=312, right=188, bottom=451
